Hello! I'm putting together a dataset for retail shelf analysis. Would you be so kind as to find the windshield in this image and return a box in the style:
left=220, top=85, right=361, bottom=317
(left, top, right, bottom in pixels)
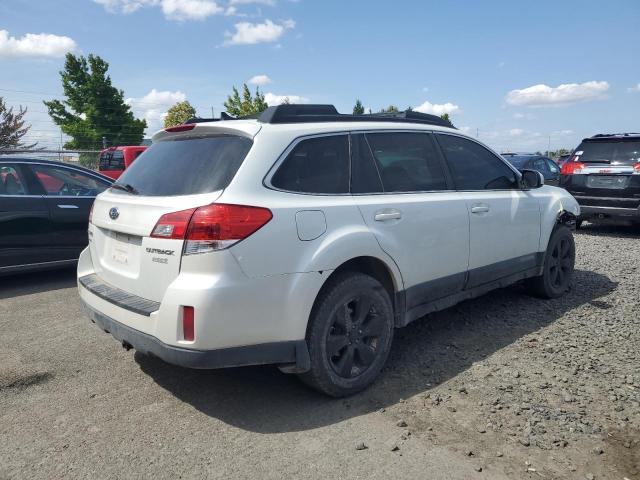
left=577, top=140, right=640, bottom=165
left=113, top=135, right=252, bottom=196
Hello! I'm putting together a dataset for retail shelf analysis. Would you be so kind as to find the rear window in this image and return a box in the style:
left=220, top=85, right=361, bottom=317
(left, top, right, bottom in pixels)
left=577, top=140, right=640, bottom=166
left=99, top=150, right=125, bottom=170
left=114, top=135, right=252, bottom=196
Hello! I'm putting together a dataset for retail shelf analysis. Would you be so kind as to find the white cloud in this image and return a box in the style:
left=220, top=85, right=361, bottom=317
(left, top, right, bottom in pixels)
left=0, top=29, right=77, bottom=58
left=413, top=100, right=460, bottom=116
left=224, top=19, right=295, bottom=45
left=229, top=0, right=275, bottom=5
left=506, top=81, right=609, bottom=107
left=264, top=92, right=309, bottom=105
left=94, top=0, right=223, bottom=21
left=161, top=0, right=222, bottom=20
left=628, top=83, right=640, bottom=93
left=248, top=74, right=272, bottom=85
left=126, top=89, right=187, bottom=133
left=509, top=128, right=524, bottom=137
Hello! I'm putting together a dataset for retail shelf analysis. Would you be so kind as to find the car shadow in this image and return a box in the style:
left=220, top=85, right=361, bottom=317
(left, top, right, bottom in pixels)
left=0, top=267, right=77, bottom=300
left=136, top=268, right=616, bottom=434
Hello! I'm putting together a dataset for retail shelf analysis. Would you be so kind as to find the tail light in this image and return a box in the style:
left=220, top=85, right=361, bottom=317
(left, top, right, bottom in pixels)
left=164, top=124, right=196, bottom=133
left=151, top=203, right=272, bottom=255
left=634, top=163, right=640, bottom=173
left=561, top=159, right=586, bottom=175
left=182, top=306, right=195, bottom=342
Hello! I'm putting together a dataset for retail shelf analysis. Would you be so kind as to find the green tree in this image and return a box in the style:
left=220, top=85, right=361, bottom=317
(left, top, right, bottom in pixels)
left=439, top=113, right=455, bottom=127
left=0, top=97, right=35, bottom=150
left=164, top=101, right=197, bottom=128
left=353, top=99, right=365, bottom=115
left=224, top=84, right=268, bottom=117
left=44, top=53, right=146, bottom=167
left=378, top=105, right=400, bottom=113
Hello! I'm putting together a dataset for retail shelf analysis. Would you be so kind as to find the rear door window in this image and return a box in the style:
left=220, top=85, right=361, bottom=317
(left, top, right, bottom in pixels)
left=115, top=135, right=252, bottom=196
left=364, top=132, right=448, bottom=192
left=436, top=134, right=518, bottom=190
left=577, top=140, right=640, bottom=166
left=30, top=165, right=109, bottom=197
left=271, top=135, right=350, bottom=194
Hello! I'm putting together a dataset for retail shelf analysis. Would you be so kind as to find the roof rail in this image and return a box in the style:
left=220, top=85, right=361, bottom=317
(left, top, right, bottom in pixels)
left=256, top=104, right=455, bottom=128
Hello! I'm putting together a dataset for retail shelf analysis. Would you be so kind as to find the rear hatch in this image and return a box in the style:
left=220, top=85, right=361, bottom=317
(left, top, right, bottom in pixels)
left=560, top=136, right=640, bottom=204
left=88, top=127, right=256, bottom=302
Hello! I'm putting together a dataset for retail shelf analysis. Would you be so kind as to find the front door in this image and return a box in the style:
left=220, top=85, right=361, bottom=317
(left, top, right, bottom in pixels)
left=435, top=133, right=541, bottom=288
left=27, top=163, right=110, bottom=261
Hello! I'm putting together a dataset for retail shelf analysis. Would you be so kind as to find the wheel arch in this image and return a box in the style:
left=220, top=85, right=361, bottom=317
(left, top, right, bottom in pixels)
left=309, top=255, right=405, bottom=333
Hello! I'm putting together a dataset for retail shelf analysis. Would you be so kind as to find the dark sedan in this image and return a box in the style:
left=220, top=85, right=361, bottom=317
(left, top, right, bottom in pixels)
left=502, top=153, right=561, bottom=186
left=0, top=158, right=112, bottom=275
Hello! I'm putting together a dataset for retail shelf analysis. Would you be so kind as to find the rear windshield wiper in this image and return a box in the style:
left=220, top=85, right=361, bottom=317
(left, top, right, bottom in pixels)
left=110, top=182, right=139, bottom=195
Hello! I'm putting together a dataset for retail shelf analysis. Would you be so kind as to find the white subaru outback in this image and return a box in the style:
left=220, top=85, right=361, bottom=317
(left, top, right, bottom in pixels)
left=78, top=105, right=580, bottom=397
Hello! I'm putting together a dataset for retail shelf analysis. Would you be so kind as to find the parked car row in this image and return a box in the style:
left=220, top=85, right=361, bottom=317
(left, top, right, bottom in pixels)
left=1, top=106, right=636, bottom=397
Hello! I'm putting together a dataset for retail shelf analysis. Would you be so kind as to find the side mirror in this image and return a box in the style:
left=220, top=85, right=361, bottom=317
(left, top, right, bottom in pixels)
left=521, top=169, right=544, bottom=189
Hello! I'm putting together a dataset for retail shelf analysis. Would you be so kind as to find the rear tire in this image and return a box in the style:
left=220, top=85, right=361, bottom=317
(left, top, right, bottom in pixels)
left=299, top=273, right=394, bottom=397
left=525, top=225, right=575, bottom=299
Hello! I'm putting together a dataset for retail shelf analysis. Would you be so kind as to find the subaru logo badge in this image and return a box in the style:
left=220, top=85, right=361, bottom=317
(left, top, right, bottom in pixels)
left=109, top=207, right=119, bottom=220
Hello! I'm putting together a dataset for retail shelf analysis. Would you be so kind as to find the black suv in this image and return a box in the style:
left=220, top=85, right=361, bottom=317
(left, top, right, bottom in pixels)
left=560, top=133, right=640, bottom=226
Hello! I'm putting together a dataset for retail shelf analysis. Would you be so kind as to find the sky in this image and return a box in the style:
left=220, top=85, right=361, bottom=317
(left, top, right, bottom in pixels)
left=0, top=0, right=639, bottom=153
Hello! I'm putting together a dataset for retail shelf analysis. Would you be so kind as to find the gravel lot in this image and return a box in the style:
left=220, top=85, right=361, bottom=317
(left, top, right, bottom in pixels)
left=1, top=223, right=638, bottom=480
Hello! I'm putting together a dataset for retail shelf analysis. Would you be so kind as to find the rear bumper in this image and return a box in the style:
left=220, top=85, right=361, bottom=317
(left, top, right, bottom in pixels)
left=574, top=196, right=640, bottom=219
left=83, top=300, right=310, bottom=371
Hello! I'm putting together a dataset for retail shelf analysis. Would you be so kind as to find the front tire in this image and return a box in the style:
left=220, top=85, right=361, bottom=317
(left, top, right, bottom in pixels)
left=526, top=225, right=575, bottom=299
left=299, top=273, right=394, bottom=397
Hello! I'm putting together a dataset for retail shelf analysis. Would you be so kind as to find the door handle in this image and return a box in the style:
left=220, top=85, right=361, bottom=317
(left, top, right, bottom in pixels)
left=57, top=204, right=79, bottom=209
left=470, top=204, right=490, bottom=214
left=374, top=209, right=402, bottom=221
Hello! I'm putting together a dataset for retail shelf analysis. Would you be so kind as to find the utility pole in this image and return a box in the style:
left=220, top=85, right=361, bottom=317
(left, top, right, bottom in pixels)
left=548, top=135, right=551, bottom=156
left=211, top=107, right=215, bottom=118
left=476, top=128, right=479, bottom=139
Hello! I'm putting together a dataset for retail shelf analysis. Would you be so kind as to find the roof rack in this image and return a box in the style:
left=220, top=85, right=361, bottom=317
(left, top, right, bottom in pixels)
left=589, top=133, right=640, bottom=138
left=184, top=104, right=455, bottom=129
left=256, top=104, right=455, bottom=128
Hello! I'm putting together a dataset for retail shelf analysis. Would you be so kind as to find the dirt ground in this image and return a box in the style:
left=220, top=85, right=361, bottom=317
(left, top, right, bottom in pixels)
left=1, top=222, right=638, bottom=480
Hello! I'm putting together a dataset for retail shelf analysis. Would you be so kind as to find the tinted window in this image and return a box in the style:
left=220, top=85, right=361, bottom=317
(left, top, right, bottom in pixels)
left=99, top=151, right=124, bottom=170
left=116, top=135, right=252, bottom=196
left=271, top=135, right=349, bottom=194
left=0, top=165, right=28, bottom=195
left=351, top=134, right=383, bottom=194
left=31, top=165, right=109, bottom=197
left=577, top=140, right=640, bottom=166
left=532, top=158, right=549, bottom=173
left=546, top=159, right=560, bottom=174
left=437, top=135, right=518, bottom=190
left=503, top=155, right=531, bottom=169
left=365, top=132, right=448, bottom=192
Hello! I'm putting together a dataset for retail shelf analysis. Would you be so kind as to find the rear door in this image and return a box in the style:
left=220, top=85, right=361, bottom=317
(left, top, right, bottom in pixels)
left=350, top=131, right=470, bottom=310
left=435, top=133, right=541, bottom=288
left=27, top=163, right=111, bottom=261
left=0, top=163, right=52, bottom=269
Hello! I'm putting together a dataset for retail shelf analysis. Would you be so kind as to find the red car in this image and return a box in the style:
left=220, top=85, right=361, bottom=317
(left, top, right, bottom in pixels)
left=98, top=146, right=147, bottom=180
